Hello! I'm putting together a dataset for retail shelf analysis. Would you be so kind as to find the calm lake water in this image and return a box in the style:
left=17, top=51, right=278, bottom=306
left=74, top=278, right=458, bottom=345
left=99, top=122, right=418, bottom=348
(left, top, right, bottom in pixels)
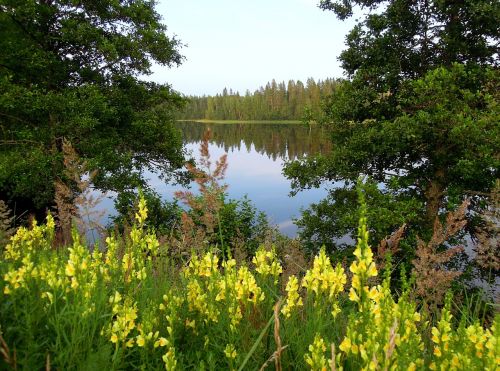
left=171, top=122, right=332, bottom=236
left=97, top=121, right=333, bottom=237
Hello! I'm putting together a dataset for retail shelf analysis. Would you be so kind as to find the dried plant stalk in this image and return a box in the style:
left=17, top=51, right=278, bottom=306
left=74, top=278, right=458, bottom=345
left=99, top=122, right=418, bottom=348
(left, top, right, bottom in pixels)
left=474, top=180, right=500, bottom=271
left=259, top=300, right=288, bottom=371
left=412, top=200, right=469, bottom=307
left=376, top=223, right=406, bottom=269
left=0, top=200, right=14, bottom=246
left=0, top=331, right=17, bottom=370
left=54, top=139, right=104, bottom=246
left=173, top=129, right=228, bottom=256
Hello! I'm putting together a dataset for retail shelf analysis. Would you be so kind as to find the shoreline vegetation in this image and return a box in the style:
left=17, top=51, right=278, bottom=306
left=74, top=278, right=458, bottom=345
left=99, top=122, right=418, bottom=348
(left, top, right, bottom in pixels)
left=1, top=191, right=498, bottom=370
left=177, top=119, right=303, bottom=124
left=1, top=134, right=498, bottom=369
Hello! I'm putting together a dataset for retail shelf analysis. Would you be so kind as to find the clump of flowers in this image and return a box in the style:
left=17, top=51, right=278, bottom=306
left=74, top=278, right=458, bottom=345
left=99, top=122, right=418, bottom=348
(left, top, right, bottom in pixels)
left=302, top=247, right=346, bottom=317
left=304, top=334, right=328, bottom=371
left=1, top=189, right=499, bottom=370
left=106, top=291, right=138, bottom=347
left=338, top=192, right=424, bottom=370
left=428, top=294, right=499, bottom=370
left=252, top=245, right=283, bottom=284
left=3, top=216, right=55, bottom=294
left=281, top=275, right=303, bottom=318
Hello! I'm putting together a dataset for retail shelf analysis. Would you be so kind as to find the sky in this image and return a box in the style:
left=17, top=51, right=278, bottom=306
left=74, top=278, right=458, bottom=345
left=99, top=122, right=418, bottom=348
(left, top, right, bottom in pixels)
left=150, top=0, right=357, bottom=96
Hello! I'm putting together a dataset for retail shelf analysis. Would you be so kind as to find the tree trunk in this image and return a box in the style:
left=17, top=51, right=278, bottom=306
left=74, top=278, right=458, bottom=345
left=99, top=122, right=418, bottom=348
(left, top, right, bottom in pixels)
left=424, top=169, right=446, bottom=226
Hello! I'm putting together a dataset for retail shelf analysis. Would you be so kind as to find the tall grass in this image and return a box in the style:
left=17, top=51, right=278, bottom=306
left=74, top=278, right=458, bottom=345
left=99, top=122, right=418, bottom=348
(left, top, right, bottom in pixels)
left=1, top=195, right=498, bottom=370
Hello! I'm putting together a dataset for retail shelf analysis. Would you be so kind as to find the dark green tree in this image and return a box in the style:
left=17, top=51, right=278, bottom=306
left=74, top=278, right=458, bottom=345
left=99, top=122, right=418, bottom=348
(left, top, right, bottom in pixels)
left=0, top=0, right=187, bottom=217
left=284, top=0, right=500, bottom=251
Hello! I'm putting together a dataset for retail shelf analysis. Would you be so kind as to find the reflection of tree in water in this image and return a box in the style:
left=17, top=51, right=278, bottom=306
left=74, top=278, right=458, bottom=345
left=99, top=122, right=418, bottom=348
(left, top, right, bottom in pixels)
left=176, top=122, right=332, bottom=160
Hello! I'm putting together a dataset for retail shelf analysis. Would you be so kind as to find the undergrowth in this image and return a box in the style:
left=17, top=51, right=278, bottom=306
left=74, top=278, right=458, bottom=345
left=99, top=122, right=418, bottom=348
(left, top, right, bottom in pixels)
left=0, top=193, right=498, bottom=370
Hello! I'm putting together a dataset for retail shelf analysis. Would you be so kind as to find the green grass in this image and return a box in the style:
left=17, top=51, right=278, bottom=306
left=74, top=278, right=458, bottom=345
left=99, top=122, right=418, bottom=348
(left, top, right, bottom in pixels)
left=177, top=119, right=303, bottom=124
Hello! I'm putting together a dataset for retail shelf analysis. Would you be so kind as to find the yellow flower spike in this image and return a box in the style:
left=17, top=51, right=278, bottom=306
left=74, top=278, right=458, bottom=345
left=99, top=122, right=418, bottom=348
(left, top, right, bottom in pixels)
left=135, top=195, right=148, bottom=225
left=158, top=337, right=168, bottom=347
left=305, top=334, right=328, bottom=370
left=367, top=262, right=377, bottom=277
left=331, top=303, right=341, bottom=319
left=224, top=343, right=237, bottom=359
left=110, top=334, right=118, bottom=343
left=282, top=275, right=303, bottom=318
left=367, top=286, right=380, bottom=301
left=348, top=288, right=360, bottom=302
left=185, top=319, right=196, bottom=329
left=162, top=348, right=177, bottom=370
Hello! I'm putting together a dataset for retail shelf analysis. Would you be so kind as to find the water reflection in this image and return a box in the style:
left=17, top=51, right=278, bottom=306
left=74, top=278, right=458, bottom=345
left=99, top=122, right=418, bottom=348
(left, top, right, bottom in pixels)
left=164, top=122, right=330, bottom=236
left=176, top=121, right=332, bottom=161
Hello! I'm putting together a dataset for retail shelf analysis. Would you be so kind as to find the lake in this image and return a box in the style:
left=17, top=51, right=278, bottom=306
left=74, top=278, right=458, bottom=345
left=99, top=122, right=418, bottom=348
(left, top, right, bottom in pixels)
left=151, top=121, right=333, bottom=236
left=96, top=121, right=332, bottom=237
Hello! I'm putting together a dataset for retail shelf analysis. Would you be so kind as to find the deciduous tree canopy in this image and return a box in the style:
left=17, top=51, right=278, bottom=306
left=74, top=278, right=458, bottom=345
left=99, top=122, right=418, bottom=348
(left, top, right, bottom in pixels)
left=0, top=0, right=187, bottom=215
left=285, top=0, right=500, bottom=250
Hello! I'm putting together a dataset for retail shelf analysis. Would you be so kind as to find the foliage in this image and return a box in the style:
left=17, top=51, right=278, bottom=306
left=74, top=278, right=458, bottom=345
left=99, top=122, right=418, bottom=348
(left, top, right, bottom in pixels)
left=1, top=195, right=498, bottom=370
left=112, top=189, right=182, bottom=237
left=295, top=179, right=422, bottom=253
left=172, top=130, right=270, bottom=258
left=0, top=0, right=187, bottom=217
left=179, top=78, right=338, bottom=121
left=285, top=0, right=500, bottom=251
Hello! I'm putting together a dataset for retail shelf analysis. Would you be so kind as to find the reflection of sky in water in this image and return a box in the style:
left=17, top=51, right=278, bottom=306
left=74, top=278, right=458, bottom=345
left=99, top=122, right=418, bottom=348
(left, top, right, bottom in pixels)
left=145, top=141, right=329, bottom=236
left=95, top=123, right=333, bottom=237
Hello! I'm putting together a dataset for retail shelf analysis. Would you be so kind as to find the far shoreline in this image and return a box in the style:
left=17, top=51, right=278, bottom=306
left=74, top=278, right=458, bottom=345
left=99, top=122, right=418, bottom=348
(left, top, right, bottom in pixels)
left=176, top=119, right=303, bottom=124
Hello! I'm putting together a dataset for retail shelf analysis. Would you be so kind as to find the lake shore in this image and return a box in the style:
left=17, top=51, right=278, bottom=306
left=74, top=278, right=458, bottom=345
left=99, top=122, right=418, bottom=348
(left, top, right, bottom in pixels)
left=177, top=119, right=303, bottom=124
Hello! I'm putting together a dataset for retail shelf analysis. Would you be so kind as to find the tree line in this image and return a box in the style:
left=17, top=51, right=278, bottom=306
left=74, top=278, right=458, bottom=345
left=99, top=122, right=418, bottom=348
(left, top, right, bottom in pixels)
left=178, top=78, right=338, bottom=121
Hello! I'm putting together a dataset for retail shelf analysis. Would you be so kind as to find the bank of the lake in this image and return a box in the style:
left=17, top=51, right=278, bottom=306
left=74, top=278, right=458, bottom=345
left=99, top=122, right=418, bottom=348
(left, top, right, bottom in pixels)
left=177, top=119, right=302, bottom=124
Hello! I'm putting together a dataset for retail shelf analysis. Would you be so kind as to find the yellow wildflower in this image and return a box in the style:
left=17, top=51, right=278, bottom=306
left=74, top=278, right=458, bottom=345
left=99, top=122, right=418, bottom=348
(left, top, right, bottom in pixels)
left=224, top=343, right=237, bottom=359
left=304, top=334, right=327, bottom=370
left=136, top=335, right=145, bottom=347
left=281, top=275, right=303, bottom=318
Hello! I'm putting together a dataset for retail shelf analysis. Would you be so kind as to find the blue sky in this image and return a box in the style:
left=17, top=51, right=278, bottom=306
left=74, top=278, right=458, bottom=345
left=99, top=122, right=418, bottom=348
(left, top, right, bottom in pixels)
left=150, top=0, right=357, bottom=96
